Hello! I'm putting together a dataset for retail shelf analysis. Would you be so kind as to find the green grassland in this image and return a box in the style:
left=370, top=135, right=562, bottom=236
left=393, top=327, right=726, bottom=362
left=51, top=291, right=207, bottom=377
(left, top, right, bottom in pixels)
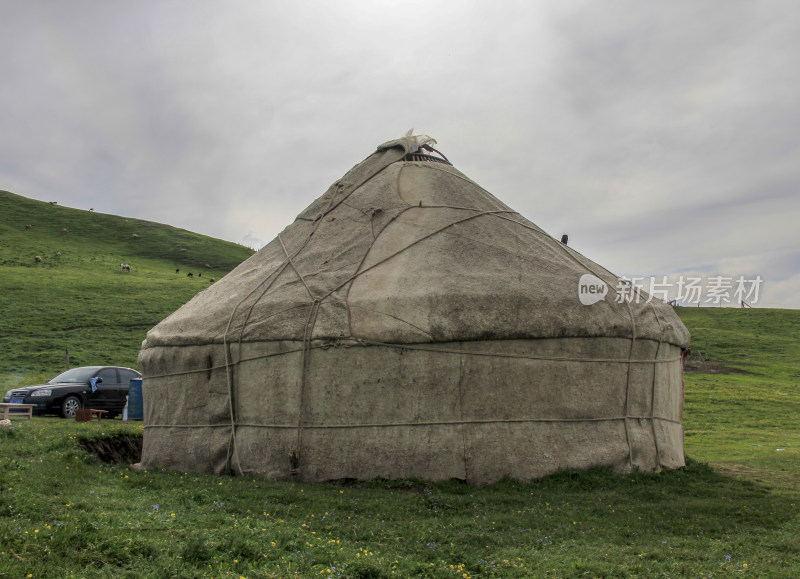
left=1, top=192, right=799, bottom=577
left=678, top=308, right=800, bottom=492
left=0, top=190, right=254, bottom=385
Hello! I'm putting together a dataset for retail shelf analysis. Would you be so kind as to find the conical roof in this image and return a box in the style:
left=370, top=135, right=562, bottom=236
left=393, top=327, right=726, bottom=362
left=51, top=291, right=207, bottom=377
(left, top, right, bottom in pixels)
left=142, top=135, right=689, bottom=350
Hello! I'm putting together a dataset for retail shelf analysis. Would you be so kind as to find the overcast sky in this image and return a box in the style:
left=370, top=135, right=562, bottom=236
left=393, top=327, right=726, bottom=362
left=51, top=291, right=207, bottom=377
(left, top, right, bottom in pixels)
left=2, top=1, right=798, bottom=308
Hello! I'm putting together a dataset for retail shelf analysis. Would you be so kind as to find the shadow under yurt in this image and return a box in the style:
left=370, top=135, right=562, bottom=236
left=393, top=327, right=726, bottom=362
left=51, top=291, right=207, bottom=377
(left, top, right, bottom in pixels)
left=138, top=133, right=690, bottom=485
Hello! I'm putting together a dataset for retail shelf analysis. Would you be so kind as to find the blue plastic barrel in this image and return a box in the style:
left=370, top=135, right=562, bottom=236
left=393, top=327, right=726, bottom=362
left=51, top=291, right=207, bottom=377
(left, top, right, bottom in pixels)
left=127, top=379, right=144, bottom=420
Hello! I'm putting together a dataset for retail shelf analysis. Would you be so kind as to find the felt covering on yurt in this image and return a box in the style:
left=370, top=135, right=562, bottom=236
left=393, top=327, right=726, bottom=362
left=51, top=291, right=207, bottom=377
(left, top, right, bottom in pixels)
left=138, top=134, right=690, bottom=484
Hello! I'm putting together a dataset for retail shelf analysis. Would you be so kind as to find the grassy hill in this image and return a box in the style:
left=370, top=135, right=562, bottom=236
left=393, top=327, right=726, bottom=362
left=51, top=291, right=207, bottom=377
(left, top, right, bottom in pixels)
left=676, top=307, right=800, bottom=488
left=0, top=190, right=254, bottom=387
left=677, top=307, right=800, bottom=370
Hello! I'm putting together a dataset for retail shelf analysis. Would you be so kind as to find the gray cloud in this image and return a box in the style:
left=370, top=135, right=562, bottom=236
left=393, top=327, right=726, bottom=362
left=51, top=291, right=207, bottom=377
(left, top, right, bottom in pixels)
left=1, top=0, right=798, bottom=308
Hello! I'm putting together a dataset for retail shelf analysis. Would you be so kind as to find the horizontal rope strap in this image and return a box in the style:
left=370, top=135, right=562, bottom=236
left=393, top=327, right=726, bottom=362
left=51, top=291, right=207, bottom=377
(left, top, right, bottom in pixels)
left=143, top=414, right=681, bottom=430
left=650, top=415, right=683, bottom=425
left=143, top=345, right=320, bottom=379
left=357, top=340, right=681, bottom=364
left=142, top=339, right=681, bottom=381
left=144, top=423, right=237, bottom=429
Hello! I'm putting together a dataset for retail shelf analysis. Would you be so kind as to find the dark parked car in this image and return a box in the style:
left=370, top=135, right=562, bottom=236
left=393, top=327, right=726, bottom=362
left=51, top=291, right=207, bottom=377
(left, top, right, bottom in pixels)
left=2, top=366, right=142, bottom=418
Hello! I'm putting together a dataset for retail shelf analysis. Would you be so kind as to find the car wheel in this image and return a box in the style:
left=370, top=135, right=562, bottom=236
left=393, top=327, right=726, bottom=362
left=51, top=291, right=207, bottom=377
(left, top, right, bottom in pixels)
left=61, top=395, right=82, bottom=418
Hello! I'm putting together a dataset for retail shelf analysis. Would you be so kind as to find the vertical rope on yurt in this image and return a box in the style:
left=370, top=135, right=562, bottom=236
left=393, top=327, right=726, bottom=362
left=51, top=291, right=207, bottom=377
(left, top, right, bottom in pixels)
left=221, top=197, right=335, bottom=475
left=222, top=258, right=293, bottom=474
left=622, top=297, right=637, bottom=470
left=647, top=301, right=666, bottom=469
left=457, top=350, right=470, bottom=481
left=281, top=144, right=411, bottom=476
left=218, top=145, right=397, bottom=476
left=540, top=220, right=640, bottom=471
left=272, top=233, right=321, bottom=477
left=293, top=298, right=320, bottom=476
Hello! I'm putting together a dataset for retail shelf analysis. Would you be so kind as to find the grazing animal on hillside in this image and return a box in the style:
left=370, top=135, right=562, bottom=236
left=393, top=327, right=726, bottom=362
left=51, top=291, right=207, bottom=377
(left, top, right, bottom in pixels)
left=187, top=272, right=193, bottom=278
left=132, top=233, right=139, bottom=239
left=198, top=273, right=202, bottom=278
left=175, top=268, right=180, bottom=274
left=61, top=228, right=68, bottom=234
left=56, top=251, right=61, bottom=257
left=25, top=224, right=31, bottom=230
left=35, top=256, right=42, bottom=263
left=120, top=263, right=131, bottom=272
left=209, top=278, right=215, bottom=283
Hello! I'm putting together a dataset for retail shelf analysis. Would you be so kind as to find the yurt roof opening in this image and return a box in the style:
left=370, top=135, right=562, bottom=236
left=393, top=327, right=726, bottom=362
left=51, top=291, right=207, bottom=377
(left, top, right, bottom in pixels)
left=138, top=132, right=690, bottom=485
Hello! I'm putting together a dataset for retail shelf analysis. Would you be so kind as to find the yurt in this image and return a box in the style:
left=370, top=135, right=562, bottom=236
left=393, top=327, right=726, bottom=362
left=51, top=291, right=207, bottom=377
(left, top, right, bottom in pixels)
left=138, top=133, right=690, bottom=485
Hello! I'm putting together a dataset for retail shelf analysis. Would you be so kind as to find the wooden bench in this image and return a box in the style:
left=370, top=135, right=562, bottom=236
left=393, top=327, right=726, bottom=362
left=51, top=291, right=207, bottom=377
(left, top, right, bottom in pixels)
left=0, top=403, right=35, bottom=420
left=75, top=409, right=108, bottom=422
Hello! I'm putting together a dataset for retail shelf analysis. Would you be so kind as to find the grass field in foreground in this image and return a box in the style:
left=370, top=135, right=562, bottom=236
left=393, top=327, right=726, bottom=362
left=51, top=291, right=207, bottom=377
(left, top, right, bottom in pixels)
left=1, top=308, right=798, bottom=578
left=0, top=419, right=797, bottom=578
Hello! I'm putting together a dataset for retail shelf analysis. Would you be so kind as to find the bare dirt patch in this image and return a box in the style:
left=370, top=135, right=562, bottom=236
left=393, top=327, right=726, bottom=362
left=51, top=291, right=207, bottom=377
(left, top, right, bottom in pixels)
left=683, top=358, right=754, bottom=375
left=81, top=434, right=142, bottom=464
